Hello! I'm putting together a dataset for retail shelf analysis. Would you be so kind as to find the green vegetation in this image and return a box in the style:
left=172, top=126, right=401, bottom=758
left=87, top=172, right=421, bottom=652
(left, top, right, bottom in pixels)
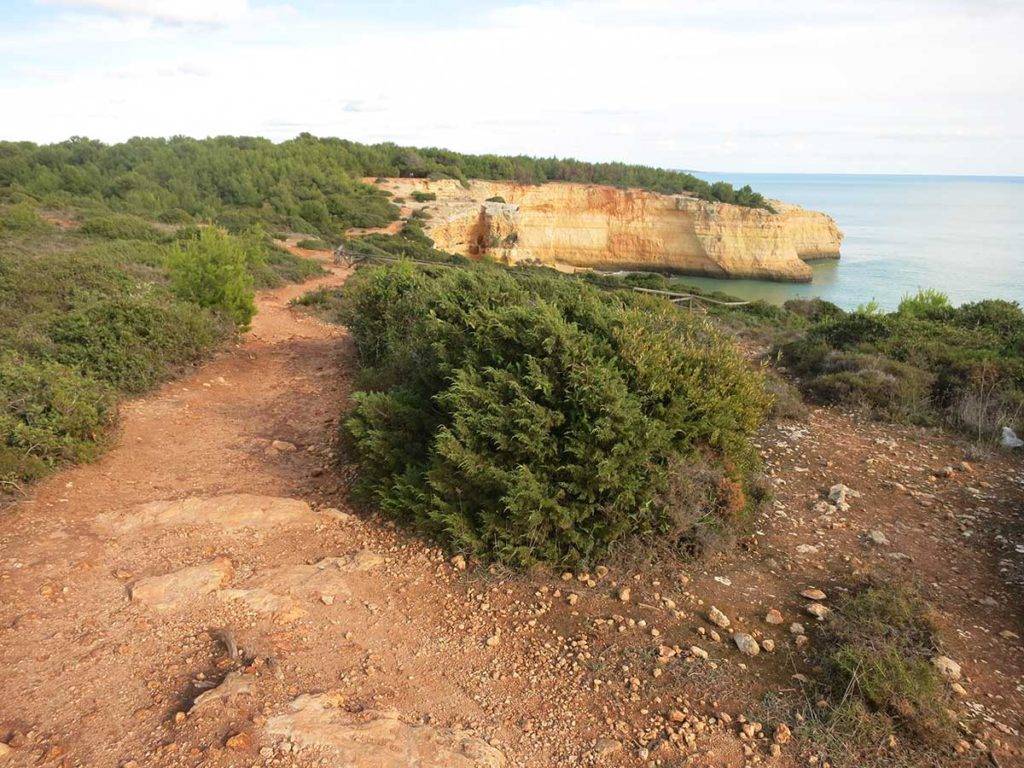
left=0, top=199, right=322, bottom=489
left=410, top=191, right=436, bottom=202
left=805, top=582, right=956, bottom=766
left=168, top=228, right=256, bottom=329
left=0, top=136, right=772, bottom=251
left=338, top=262, right=770, bottom=567
left=485, top=195, right=507, bottom=203
left=81, top=212, right=163, bottom=241
left=576, top=275, right=1023, bottom=440
left=296, top=238, right=330, bottom=250
left=778, top=290, right=1024, bottom=437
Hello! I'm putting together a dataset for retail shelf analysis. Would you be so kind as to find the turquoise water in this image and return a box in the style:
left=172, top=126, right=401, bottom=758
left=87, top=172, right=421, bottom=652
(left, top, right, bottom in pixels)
left=680, top=173, right=1024, bottom=311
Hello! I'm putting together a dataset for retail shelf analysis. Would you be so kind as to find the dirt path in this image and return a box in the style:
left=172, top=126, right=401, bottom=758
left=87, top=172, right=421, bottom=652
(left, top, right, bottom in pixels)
left=1, top=255, right=1023, bottom=767
left=0, top=257, right=514, bottom=767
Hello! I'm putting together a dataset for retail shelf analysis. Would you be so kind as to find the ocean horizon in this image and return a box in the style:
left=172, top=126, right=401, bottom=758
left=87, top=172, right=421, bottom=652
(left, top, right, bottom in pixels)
left=680, top=171, right=1024, bottom=311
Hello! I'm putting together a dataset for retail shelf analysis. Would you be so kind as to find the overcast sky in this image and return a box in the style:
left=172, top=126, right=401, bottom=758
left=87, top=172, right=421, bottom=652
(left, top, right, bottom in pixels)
left=1, top=0, right=1022, bottom=174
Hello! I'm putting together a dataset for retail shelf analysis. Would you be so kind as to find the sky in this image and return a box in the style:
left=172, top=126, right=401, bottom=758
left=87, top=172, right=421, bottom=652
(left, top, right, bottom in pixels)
left=1, top=0, right=1022, bottom=174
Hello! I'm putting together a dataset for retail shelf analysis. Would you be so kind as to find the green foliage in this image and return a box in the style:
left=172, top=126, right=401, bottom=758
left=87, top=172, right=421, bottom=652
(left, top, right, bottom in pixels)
left=340, top=263, right=769, bottom=567
left=807, top=582, right=956, bottom=763
left=485, top=195, right=506, bottom=203
left=779, top=296, right=1024, bottom=435
left=0, top=353, right=115, bottom=484
left=81, top=212, right=163, bottom=241
left=47, top=293, right=225, bottom=393
left=168, top=228, right=256, bottom=328
left=897, top=289, right=951, bottom=320
left=410, top=191, right=436, bottom=202
left=0, top=202, right=52, bottom=234
left=355, top=221, right=467, bottom=263
left=296, top=238, right=330, bottom=250
left=0, top=135, right=771, bottom=252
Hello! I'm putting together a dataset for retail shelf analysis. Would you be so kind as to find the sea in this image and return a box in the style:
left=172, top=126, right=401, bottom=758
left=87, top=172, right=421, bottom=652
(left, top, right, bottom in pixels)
left=677, top=173, right=1024, bottom=311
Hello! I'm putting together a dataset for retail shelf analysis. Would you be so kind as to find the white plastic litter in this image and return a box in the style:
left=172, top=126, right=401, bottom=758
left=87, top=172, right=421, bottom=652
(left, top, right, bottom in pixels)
left=1001, top=427, right=1024, bottom=449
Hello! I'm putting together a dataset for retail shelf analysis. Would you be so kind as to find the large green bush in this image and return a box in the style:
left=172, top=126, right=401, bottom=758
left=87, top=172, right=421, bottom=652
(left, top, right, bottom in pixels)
left=340, top=263, right=769, bottom=566
left=168, top=228, right=256, bottom=328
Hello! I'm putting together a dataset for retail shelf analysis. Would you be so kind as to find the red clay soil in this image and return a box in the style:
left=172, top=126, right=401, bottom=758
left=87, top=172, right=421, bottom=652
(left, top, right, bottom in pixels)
left=0, top=250, right=1022, bottom=767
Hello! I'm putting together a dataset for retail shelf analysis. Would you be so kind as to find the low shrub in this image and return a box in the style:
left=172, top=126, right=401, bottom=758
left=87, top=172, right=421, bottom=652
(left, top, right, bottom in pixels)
left=48, top=294, right=225, bottom=393
left=81, top=213, right=163, bottom=241
left=777, top=294, right=1024, bottom=436
left=340, top=263, right=769, bottom=566
left=168, top=228, right=256, bottom=328
left=157, top=207, right=193, bottom=225
left=485, top=196, right=507, bottom=203
left=764, top=371, right=809, bottom=420
left=806, top=582, right=956, bottom=764
left=296, top=238, right=330, bottom=250
left=0, top=202, right=52, bottom=234
left=410, top=191, right=436, bottom=202
left=0, top=353, right=115, bottom=485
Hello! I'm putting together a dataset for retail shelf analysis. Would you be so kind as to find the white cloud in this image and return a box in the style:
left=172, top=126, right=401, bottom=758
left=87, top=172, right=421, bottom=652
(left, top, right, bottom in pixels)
left=3, top=0, right=1023, bottom=173
left=39, top=0, right=255, bottom=25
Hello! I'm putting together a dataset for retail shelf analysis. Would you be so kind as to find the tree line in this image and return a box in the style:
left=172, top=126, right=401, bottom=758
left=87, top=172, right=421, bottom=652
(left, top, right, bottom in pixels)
left=0, top=134, right=771, bottom=241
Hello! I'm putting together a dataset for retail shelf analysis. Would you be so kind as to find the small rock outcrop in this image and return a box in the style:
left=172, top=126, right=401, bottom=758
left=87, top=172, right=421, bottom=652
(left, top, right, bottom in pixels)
left=266, top=693, right=505, bottom=767
left=96, top=494, right=314, bottom=535
left=129, top=557, right=234, bottom=610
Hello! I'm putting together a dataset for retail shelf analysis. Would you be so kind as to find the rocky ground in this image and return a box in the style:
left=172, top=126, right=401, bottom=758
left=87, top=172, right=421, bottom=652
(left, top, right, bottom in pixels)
left=1, top=250, right=1022, bottom=767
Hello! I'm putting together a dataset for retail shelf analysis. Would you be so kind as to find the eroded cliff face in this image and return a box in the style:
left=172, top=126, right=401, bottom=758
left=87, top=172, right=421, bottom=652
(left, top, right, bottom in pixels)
left=375, top=179, right=842, bottom=282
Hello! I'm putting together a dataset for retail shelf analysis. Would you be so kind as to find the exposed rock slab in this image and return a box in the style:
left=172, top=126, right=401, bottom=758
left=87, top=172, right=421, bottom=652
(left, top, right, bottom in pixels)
left=266, top=693, right=504, bottom=767
left=96, top=494, right=314, bottom=535
left=129, top=557, right=233, bottom=610
left=217, top=587, right=307, bottom=624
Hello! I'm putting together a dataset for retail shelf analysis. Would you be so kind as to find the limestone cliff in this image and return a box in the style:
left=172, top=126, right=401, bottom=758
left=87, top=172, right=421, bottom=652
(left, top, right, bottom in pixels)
left=375, top=179, right=842, bottom=282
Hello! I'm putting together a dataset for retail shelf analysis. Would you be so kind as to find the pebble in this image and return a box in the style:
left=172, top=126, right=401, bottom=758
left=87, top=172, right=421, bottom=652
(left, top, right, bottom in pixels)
left=617, top=586, right=631, bottom=603
left=932, top=655, right=962, bottom=681
left=733, top=633, right=760, bottom=656
left=805, top=603, right=830, bottom=620
left=801, top=588, right=826, bottom=601
left=765, top=609, right=784, bottom=625
left=868, top=529, right=890, bottom=546
left=774, top=723, right=791, bottom=745
left=708, top=606, right=731, bottom=629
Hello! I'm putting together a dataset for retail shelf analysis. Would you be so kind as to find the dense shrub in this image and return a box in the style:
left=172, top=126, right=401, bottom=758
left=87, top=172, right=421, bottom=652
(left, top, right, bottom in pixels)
left=410, top=191, right=436, bottom=202
left=168, top=228, right=255, bottom=328
left=0, top=202, right=52, bottom=234
left=296, top=238, right=330, bottom=250
left=340, top=263, right=769, bottom=566
left=0, top=353, right=115, bottom=484
left=48, top=294, right=225, bottom=393
left=81, top=213, right=163, bottom=241
left=778, top=291, right=1024, bottom=436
